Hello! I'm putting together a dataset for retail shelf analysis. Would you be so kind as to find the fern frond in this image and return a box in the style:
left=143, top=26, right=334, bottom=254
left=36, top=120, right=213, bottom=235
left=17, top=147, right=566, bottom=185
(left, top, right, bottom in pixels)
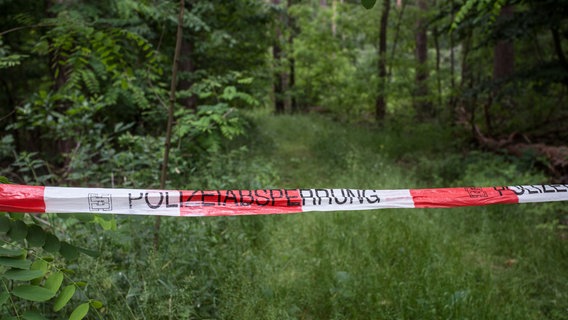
left=81, top=69, right=100, bottom=94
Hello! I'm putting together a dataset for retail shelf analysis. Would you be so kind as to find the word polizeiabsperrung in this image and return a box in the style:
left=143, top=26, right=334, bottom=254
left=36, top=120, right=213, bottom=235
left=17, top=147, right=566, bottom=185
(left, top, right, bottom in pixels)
left=0, top=184, right=567, bottom=217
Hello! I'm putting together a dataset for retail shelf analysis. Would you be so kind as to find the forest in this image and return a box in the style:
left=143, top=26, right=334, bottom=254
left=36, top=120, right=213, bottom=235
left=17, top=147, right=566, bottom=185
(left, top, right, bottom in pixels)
left=0, top=0, right=567, bottom=319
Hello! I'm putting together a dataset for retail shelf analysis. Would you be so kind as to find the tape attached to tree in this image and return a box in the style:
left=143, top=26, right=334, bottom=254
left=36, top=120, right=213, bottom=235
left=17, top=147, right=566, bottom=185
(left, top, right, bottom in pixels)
left=0, top=184, right=567, bottom=217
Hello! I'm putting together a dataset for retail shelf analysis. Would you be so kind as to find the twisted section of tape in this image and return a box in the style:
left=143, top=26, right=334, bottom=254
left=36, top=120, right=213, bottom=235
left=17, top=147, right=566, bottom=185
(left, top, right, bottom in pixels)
left=1, top=184, right=567, bottom=217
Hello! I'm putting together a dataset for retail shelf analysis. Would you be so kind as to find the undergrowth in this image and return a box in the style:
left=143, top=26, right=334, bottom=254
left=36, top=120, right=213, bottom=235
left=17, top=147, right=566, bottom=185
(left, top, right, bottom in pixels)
left=59, top=114, right=568, bottom=319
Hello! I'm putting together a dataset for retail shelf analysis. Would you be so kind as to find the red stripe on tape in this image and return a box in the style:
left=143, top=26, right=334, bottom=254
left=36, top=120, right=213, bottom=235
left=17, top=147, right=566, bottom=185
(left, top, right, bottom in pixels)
left=0, top=184, right=46, bottom=213
left=179, top=189, right=303, bottom=216
left=410, top=187, right=518, bottom=208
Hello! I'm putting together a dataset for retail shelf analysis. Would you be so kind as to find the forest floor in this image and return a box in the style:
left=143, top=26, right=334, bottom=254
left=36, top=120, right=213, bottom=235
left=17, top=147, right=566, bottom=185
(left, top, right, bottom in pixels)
left=215, top=113, right=568, bottom=319
left=86, top=113, right=567, bottom=319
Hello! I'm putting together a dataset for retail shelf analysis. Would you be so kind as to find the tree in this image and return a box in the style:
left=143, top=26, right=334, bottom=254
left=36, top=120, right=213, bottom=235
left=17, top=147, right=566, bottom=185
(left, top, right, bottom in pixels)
left=485, top=4, right=515, bottom=134
left=178, top=1, right=197, bottom=110
left=492, top=5, right=514, bottom=81
left=375, top=0, right=390, bottom=121
left=272, top=0, right=287, bottom=114
left=414, top=0, right=431, bottom=120
left=288, top=0, right=298, bottom=112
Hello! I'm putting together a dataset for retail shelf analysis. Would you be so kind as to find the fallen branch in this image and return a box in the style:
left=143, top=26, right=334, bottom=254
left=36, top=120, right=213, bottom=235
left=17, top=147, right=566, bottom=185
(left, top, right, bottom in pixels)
left=474, top=126, right=568, bottom=182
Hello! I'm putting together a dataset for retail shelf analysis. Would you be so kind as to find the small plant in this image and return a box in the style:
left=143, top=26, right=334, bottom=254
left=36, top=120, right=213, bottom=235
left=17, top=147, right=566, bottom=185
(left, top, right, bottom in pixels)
left=0, top=213, right=102, bottom=319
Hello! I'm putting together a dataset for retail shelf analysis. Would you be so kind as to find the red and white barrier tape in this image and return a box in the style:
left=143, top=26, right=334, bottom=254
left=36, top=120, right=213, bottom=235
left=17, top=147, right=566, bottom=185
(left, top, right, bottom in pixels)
left=0, top=184, right=567, bottom=217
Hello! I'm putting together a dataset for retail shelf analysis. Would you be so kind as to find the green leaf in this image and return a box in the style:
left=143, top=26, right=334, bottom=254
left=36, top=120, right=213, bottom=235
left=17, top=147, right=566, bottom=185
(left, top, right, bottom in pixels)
left=0, top=215, right=10, bottom=233
left=2, top=269, right=46, bottom=281
left=120, top=78, right=128, bottom=90
left=30, top=259, right=48, bottom=285
left=90, top=299, right=103, bottom=309
left=222, top=86, right=237, bottom=100
left=69, top=302, right=89, bottom=320
left=27, top=225, right=47, bottom=247
left=8, top=220, right=28, bottom=241
left=61, top=268, right=75, bottom=275
left=0, top=247, right=25, bottom=257
left=66, top=213, right=93, bottom=223
left=9, top=212, right=24, bottom=220
left=93, top=215, right=116, bottom=231
left=77, top=247, right=100, bottom=258
left=53, top=285, right=76, bottom=312
left=59, top=242, right=79, bottom=260
left=0, top=257, right=31, bottom=269
left=12, top=285, right=55, bottom=302
left=237, top=77, right=254, bottom=84
left=22, top=311, right=48, bottom=320
left=44, top=272, right=64, bottom=293
left=0, top=292, right=10, bottom=306
left=43, top=234, right=60, bottom=253
left=361, top=0, right=376, bottom=9
left=30, top=258, right=48, bottom=272
left=0, top=176, right=9, bottom=184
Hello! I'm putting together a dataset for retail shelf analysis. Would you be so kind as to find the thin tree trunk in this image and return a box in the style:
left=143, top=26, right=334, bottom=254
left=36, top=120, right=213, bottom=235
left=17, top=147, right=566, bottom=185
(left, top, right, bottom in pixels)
left=178, top=38, right=196, bottom=110
left=273, top=0, right=286, bottom=114
left=449, top=0, right=457, bottom=122
left=288, top=0, right=297, bottom=112
left=551, top=27, right=568, bottom=86
left=178, top=0, right=196, bottom=111
left=388, top=0, right=406, bottom=76
left=414, top=0, right=431, bottom=120
left=375, top=0, right=390, bottom=121
left=433, top=26, right=442, bottom=109
left=155, top=0, right=184, bottom=250
left=460, top=30, right=475, bottom=138
left=332, top=0, right=337, bottom=37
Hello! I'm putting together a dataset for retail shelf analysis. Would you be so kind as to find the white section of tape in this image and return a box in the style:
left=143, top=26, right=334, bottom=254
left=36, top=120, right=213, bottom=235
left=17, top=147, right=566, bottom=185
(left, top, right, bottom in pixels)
left=508, top=184, right=568, bottom=203
left=44, top=187, right=181, bottom=216
left=299, top=189, right=414, bottom=211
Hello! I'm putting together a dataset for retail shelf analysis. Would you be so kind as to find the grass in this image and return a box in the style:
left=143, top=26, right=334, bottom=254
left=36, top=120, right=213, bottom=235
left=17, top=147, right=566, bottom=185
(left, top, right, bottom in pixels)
left=77, top=113, right=567, bottom=319
left=215, top=114, right=567, bottom=319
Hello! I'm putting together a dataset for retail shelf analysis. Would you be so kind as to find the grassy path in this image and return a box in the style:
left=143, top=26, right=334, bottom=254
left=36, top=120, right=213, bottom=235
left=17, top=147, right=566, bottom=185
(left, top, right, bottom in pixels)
left=217, top=114, right=567, bottom=319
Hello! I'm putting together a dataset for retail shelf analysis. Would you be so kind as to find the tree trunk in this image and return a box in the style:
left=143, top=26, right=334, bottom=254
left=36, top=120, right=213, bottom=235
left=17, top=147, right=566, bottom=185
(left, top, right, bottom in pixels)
left=46, top=0, right=74, bottom=165
left=178, top=0, right=196, bottom=110
left=388, top=0, right=406, bottom=77
left=178, top=37, right=197, bottom=110
left=449, top=0, right=457, bottom=123
left=332, top=0, right=337, bottom=37
left=433, top=26, right=442, bottom=109
left=460, top=30, right=476, bottom=138
left=551, top=27, right=568, bottom=86
left=375, top=0, right=390, bottom=121
left=288, top=0, right=297, bottom=112
left=493, top=6, right=515, bottom=81
left=488, top=5, right=515, bottom=134
left=414, top=0, right=431, bottom=120
left=273, top=0, right=286, bottom=114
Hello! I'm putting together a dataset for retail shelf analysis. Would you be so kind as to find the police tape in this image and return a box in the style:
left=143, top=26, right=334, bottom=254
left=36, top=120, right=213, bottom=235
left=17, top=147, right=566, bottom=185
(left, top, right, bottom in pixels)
left=0, top=184, right=567, bottom=217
